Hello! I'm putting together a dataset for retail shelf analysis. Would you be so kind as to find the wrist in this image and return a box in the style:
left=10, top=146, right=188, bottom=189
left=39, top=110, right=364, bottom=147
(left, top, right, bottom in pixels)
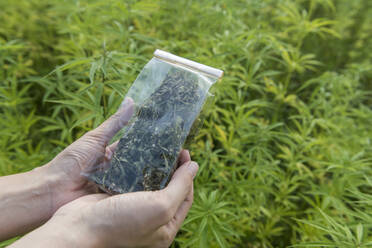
left=35, top=162, right=91, bottom=214
left=30, top=164, right=65, bottom=215
left=0, top=166, right=63, bottom=240
left=40, top=157, right=99, bottom=214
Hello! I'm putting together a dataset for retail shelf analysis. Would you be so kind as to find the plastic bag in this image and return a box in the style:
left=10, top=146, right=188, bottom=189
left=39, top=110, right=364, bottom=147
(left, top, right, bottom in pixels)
left=86, top=49, right=223, bottom=194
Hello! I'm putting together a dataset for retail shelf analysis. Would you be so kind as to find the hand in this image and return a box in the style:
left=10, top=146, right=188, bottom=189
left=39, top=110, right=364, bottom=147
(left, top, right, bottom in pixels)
left=0, top=98, right=136, bottom=240
left=10, top=152, right=198, bottom=248
left=43, top=97, right=135, bottom=212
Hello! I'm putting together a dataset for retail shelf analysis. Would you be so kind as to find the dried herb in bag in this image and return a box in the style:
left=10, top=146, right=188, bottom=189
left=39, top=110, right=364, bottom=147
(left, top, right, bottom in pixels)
left=86, top=50, right=223, bottom=194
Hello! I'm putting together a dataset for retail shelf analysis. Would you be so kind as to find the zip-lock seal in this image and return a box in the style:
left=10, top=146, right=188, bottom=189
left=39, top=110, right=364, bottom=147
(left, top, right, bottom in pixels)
left=154, top=49, right=224, bottom=80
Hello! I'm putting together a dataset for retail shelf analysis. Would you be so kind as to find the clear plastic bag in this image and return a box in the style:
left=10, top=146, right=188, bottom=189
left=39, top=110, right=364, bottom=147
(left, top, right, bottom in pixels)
left=86, top=50, right=223, bottom=194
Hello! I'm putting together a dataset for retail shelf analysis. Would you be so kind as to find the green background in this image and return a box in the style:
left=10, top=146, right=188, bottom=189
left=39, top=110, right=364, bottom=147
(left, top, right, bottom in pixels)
left=1, top=0, right=372, bottom=247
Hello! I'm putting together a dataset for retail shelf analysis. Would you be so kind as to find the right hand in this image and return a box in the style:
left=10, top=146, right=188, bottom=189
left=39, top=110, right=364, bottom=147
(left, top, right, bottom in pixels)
left=11, top=150, right=198, bottom=248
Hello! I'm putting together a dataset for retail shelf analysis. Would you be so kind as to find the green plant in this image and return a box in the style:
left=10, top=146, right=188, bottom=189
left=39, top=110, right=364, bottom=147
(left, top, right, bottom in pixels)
left=1, top=0, right=372, bottom=247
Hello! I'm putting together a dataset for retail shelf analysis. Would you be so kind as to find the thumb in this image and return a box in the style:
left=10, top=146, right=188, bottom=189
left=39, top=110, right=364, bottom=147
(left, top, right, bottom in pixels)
left=165, top=161, right=198, bottom=211
left=87, top=97, right=134, bottom=145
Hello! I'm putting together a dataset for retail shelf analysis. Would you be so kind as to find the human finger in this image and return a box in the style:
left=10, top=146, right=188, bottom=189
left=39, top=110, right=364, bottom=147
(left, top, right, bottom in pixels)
left=168, top=182, right=193, bottom=232
left=105, top=141, right=119, bottom=161
left=177, top=149, right=191, bottom=167
left=151, top=185, right=194, bottom=247
left=84, top=97, right=134, bottom=146
left=164, top=161, right=198, bottom=212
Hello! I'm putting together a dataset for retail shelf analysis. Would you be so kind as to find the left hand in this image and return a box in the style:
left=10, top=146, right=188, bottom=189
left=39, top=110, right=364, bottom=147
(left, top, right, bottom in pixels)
left=42, top=97, right=135, bottom=213
left=0, top=97, right=135, bottom=240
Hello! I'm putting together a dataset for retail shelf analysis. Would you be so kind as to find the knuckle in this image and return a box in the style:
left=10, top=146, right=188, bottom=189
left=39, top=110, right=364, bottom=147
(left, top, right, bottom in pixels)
left=82, top=130, right=107, bottom=147
left=85, top=130, right=102, bottom=141
left=58, top=148, right=83, bottom=166
left=157, top=228, right=174, bottom=247
left=110, top=113, right=123, bottom=126
left=111, top=112, right=121, bottom=120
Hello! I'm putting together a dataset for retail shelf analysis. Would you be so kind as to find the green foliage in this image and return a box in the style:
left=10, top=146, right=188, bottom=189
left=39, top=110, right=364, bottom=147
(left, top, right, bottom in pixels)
left=1, top=0, right=372, bottom=247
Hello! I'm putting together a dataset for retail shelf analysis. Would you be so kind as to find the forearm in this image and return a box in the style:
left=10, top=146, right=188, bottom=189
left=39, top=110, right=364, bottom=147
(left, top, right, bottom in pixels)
left=9, top=225, right=71, bottom=248
left=9, top=217, right=98, bottom=248
left=0, top=166, right=59, bottom=240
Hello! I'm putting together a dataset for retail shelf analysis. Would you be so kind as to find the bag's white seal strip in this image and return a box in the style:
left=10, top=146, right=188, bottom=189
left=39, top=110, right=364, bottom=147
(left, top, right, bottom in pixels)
left=154, top=49, right=224, bottom=80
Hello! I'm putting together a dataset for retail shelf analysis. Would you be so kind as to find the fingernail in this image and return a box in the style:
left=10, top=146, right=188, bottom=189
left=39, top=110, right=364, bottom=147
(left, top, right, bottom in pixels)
left=188, top=162, right=199, bottom=178
left=105, top=148, right=113, bottom=160
left=119, top=97, right=134, bottom=124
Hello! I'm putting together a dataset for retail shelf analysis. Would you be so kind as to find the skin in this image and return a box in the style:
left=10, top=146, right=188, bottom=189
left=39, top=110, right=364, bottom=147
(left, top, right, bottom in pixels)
left=0, top=97, right=198, bottom=247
